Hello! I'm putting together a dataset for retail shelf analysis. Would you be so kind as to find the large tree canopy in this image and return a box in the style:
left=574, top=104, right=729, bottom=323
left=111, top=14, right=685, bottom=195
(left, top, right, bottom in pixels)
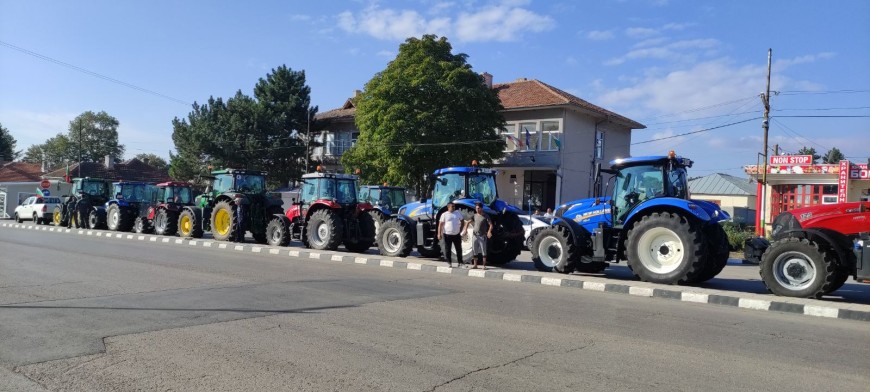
left=822, top=147, right=845, bottom=164
left=21, top=111, right=124, bottom=169
left=170, top=65, right=316, bottom=188
left=341, top=35, right=506, bottom=196
left=796, top=146, right=821, bottom=164
left=0, top=122, right=21, bottom=161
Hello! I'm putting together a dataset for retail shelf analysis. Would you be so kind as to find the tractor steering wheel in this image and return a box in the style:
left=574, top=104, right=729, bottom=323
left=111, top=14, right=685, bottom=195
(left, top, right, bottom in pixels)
left=88, top=189, right=97, bottom=196
left=624, top=190, right=640, bottom=206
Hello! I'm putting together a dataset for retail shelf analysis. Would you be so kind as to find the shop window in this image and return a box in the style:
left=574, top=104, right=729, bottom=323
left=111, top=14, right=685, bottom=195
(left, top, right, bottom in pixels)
left=500, top=124, right=517, bottom=151
left=771, top=184, right=831, bottom=215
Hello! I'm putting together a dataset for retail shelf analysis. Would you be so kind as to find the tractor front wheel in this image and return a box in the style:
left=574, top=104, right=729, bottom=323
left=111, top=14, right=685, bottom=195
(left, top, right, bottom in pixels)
left=133, top=217, right=152, bottom=234
left=759, top=237, right=839, bottom=298
left=265, top=217, right=290, bottom=247
left=53, top=206, right=65, bottom=227
left=377, top=219, right=413, bottom=257
left=531, top=226, right=577, bottom=273
left=177, top=209, right=202, bottom=238
left=210, top=201, right=237, bottom=242
left=626, top=212, right=705, bottom=285
left=89, top=210, right=105, bottom=230
left=106, top=204, right=134, bottom=231
left=307, top=209, right=343, bottom=250
left=345, top=211, right=376, bottom=253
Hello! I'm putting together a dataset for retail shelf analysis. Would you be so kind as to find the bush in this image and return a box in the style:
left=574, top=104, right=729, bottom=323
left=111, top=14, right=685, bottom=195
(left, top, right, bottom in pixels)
left=721, top=221, right=755, bottom=251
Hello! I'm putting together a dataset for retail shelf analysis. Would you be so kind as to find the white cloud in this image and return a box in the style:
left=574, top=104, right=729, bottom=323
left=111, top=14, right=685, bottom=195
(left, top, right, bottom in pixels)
left=337, top=2, right=553, bottom=42
left=774, top=52, right=835, bottom=69
left=0, top=110, right=76, bottom=150
left=606, top=38, right=719, bottom=65
left=586, top=30, right=615, bottom=40
left=625, top=27, right=658, bottom=39
left=290, top=14, right=311, bottom=22
left=565, top=56, right=578, bottom=66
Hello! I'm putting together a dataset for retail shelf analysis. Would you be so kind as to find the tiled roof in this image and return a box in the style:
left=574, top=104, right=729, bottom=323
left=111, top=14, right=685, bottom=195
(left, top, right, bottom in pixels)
left=494, top=79, right=645, bottom=129
left=689, top=173, right=757, bottom=196
left=43, top=158, right=171, bottom=183
left=316, top=78, right=645, bottom=129
left=0, top=162, right=43, bottom=182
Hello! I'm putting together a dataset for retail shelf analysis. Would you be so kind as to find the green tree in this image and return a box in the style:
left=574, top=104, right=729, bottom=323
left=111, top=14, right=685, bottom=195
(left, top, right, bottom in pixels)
left=0, top=122, right=21, bottom=161
left=22, top=133, right=72, bottom=168
left=170, top=65, right=317, bottom=188
left=134, top=153, right=169, bottom=170
left=822, top=147, right=845, bottom=164
left=341, top=35, right=506, bottom=196
left=68, top=111, right=125, bottom=162
left=796, top=146, right=820, bottom=163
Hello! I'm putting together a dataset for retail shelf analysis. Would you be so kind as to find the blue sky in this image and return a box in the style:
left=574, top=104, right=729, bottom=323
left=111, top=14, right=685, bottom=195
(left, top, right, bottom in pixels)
left=1, top=0, right=868, bottom=178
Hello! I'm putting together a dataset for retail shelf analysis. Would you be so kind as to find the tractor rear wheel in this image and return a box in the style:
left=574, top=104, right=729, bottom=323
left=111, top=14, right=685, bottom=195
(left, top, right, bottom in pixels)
left=531, top=226, right=577, bottom=273
left=486, top=212, right=523, bottom=266
left=377, top=218, right=413, bottom=257
left=759, top=237, right=839, bottom=298
left=177, top=209, right=202, bottom=238
left=691, top=223, right=730, bottom=283
left=265, top=217, right=290, bottom=247
left=307, top=209, right=343, bottom=250
left=626, top=212, right=705, bottom=285
left=210, top=201, right=237, bottom=242
left=345, top=210, right=376, bottom=253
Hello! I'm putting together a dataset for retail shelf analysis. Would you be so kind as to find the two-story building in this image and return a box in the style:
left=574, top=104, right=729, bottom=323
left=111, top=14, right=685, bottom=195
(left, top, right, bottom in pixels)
left=313, top=74, right=645, bottom=210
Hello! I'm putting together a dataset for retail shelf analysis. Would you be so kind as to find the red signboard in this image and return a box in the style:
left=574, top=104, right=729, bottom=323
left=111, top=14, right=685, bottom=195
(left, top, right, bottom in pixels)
left=40, top=179, right=51, bottom=189
left=838, top=160, right=849, bottom=203
left=769, top=155, right=813, bottom=165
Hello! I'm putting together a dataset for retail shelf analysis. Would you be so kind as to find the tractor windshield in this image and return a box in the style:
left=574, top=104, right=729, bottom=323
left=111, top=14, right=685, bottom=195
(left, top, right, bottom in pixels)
left=383, top=188, right=406, bottom=208
left=115, top=184, right=150, bottom=202
left=233, top=174, right=265, bottom=194
left=613, top=165, right=664, bottom=224
left=467, top=174, right=497, bottom=205
left=79, top=180, right=110, bottom=197
left=667, top=167, right=689, bottom=199
left=164, top=186, right=193, bottom=204
left=336, top=179, right=357, bottom=205
left=433, top=173, right=465, bottom=209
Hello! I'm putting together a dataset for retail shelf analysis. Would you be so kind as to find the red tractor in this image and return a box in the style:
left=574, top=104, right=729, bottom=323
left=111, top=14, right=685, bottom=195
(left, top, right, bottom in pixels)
left=745, top=201, right=870, bottom=298
left=265, top=171, right=376, bottom=252
left=144, top=182, right=197, bottom=236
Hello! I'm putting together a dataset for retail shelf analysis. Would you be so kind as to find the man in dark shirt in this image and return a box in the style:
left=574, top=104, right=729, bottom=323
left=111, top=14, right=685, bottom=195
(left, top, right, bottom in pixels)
left=464, top=201, right=493, bottom=269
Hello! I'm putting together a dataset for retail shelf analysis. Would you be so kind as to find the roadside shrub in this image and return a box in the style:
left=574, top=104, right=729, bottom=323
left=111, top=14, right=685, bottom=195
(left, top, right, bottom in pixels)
left=721, top=221, right=755, bottom=251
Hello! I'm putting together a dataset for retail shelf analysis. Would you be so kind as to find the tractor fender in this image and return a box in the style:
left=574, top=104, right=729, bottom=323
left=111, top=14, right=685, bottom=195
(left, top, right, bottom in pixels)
left=624, top=198, right=712, bottom=226
left=779, top=227, right=855, bottom=268
left=272, top=214, right=291, bottom=226
left=492, top=199, right=524, bottom=215
left=549, top=217, right=592, bottom=248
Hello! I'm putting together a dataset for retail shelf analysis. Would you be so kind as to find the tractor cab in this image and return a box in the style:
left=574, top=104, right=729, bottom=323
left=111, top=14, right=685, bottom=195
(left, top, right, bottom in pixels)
left=156, top=182, right=195, bottom=205
left=431, top=165, right=499, bottom=213
left=359, top=185, right=406, bottom=216
left=607, top=153, right=692, bottom=226
left=72, top=178, right=112, bottom=202
left=211, top=169, right=267, bottom=195
left=112, top=182, right=155, bottom=205
left=292, top=172, right=363, bottom=220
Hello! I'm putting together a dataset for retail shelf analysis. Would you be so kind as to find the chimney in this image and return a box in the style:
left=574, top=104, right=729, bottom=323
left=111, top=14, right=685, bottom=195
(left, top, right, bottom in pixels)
left=104, top=155, right=114, bottom=170
left=481, top=72, right=493, bottom=89
left=354, top=89, right=362, bottom=98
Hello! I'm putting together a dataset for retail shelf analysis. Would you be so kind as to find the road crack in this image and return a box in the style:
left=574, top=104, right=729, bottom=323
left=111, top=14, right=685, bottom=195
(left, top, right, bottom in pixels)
left=425, top=339, right=595, bottom=391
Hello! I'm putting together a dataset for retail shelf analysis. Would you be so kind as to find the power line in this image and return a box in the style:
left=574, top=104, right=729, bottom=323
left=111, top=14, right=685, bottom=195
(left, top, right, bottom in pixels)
left=770, top=118, right=830, bottom=152
left=638, top=95, right=758, bottom=121
left=631, top=117, right=761, bottom=145
left=0, top=40, right=192, bottom=106
left=774, top=106, right=870, bottom=111
left=778, top=89, right=870, bottom=95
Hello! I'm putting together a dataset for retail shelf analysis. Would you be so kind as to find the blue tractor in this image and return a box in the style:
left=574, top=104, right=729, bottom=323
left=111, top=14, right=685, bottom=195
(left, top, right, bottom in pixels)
left=358, top=184, right=407, bottom=240
left=104, top=181, right=157, bottom=232
left=376, top=163, right=525, bottom=265
left=530, top=153, right=731, bottom=284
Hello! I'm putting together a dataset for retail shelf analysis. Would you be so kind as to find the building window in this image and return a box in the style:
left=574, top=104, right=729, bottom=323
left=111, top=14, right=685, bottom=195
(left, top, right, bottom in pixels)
left=771, top=184, right=834, bottom=215
left=322, top=131, right=358, bottom=157
left=541, top=121, right=561, bottom=151
left=595, top=130, right=604, bottom=160
left=500, top=124, right=517, bottom=152
left=519, top=122, right=538, bottom=151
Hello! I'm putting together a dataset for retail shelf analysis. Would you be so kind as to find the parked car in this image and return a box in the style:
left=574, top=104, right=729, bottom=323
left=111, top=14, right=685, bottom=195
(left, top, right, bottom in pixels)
left=519, top=214, right=552, bottom=250
left=14, top=196, right=62, bottom=224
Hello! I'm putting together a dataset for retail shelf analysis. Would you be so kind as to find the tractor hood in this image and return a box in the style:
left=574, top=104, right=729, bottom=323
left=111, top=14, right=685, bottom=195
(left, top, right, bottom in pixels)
left=553, top=197, right=612, bottom=233
left=773, top=201, right=870, bottom=237
left=398, top=201, right=430, bottom=218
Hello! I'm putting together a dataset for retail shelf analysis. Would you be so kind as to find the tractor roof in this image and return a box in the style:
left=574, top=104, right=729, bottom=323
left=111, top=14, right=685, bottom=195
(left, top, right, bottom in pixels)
left=361, top=185, right=405, bottom=190
left=156, top=181, right=193, bottom=187
left=432, top=166, right=495, bottom=176
left=610, top=155, right=694, bottom=169
left=113, top=181, right=152, bottom=186
left=302, top=172, right=358, bottom=180
left=211, top=168, right=268, bottom=176
left=74, top=177, right=113, bottom=182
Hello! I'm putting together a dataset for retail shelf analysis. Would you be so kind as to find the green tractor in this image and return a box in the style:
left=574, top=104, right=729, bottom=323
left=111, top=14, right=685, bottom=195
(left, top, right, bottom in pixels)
left=177, top=168, right=284, bottom=242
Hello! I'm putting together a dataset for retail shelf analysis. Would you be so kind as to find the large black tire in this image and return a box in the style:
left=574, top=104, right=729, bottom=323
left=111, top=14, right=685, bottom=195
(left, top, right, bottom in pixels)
left=759, top=237, right=840, bottom=298
left=89, top=210, right=106, bottom=230
left=377, top=218, right=414, bottom=257
left=306, top=209, right=343, bottom=250
left=625, top=212, right=705, bottom=285
left=531, top=226, right=577, bottom=273
left=368, top=210, right=385, bottom=244
left=210, top=201, right=237, bottom=242
left=154, top=209, right=178, bottom=236
left=691, top=223, right=730, bottom=283
left=486, top=212, right=524, bottom=266
left=106, top=204, right=133, bottom=232
left=177, top=209, right=202, bottom=238
left=265, top=217, right=290, bottom=247
left=345, top=210, right=376, bottom=253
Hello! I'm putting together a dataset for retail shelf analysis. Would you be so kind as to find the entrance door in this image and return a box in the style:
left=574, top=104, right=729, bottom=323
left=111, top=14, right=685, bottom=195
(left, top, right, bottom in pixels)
left=522, top=170, right=556, bottom=212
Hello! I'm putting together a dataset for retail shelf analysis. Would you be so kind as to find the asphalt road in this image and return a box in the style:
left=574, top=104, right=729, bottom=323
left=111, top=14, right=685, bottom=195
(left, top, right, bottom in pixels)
left=1, top=225, right=868, bottom=391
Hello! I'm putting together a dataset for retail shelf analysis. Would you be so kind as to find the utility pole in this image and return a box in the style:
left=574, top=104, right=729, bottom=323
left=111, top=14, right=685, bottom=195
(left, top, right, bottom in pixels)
left=759, top=49, right=772, bottom=236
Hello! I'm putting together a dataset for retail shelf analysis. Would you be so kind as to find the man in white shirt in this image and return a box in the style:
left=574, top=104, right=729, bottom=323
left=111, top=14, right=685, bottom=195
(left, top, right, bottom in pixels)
left=437, top=202, right=464, bottom=267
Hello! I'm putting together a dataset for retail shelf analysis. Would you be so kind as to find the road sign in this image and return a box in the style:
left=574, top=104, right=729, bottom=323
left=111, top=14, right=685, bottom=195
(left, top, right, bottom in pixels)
left=41, top=189, right=51, bottom=197
left=40, top=179, right=51, bottom=189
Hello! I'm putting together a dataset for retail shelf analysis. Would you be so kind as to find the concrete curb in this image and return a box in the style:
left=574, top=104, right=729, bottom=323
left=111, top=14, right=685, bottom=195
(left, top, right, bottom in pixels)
left=3, top=222, right=869, bottom=323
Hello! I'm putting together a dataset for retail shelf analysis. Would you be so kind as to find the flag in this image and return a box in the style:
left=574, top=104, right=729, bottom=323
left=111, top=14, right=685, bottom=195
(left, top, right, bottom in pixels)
left=64, top=162, right=71, bottom=183
left=524, top=128, right=531, bottom=150
left=506, top=134, right=522, bottom=148
left=553, top=135, right=561, bottom=150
